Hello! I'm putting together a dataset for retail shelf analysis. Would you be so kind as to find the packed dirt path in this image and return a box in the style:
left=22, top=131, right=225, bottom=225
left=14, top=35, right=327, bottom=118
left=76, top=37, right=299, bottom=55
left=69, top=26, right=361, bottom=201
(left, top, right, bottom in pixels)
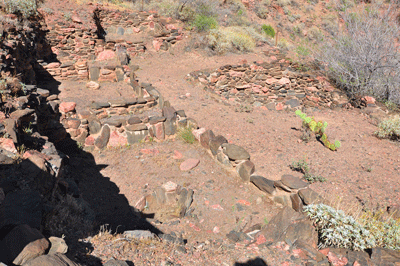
left=132, top=41, right=400, bottom=212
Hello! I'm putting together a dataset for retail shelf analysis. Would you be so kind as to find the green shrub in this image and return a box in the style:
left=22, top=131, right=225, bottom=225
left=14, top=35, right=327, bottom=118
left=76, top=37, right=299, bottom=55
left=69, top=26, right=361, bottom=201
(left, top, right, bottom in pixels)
left=3, top=0, right=38, bottom=19
left=375, top=115, right=400, bottom=140
left=192, top=14, right=218, bottom=32
left=262, top=24, right=275, bottom=38
left=290, top=159, right=326, bottom=183
left=304, top=204, right=375, bottom=250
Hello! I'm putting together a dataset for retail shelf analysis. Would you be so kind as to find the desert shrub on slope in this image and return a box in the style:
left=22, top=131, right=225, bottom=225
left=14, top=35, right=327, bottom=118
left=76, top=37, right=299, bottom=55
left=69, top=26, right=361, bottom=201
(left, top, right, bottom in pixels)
left=317, top=1, right=400, bottom=104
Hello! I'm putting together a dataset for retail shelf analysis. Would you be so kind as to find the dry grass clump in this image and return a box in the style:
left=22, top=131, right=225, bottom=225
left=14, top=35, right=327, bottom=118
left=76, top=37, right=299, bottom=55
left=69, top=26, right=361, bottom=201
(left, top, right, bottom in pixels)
left=44, top=195, right=95, bottom=238
left=177, top=126, right=196, bottom=144
left=207, top=26, right=267, bottom=54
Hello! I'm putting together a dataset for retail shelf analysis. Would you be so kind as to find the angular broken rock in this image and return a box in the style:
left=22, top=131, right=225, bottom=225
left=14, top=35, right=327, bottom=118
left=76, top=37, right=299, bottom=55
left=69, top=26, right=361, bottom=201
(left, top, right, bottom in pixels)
left=94, top=125, right=110, bottom=149
left=290, top=193, right=304, bottom=212
left=48, top=236, right=68, bottom=254
left=250, top=176, right=276, bottom=195
left=236, top=160, right=255, bottom=182
left=86, top=81, right=100, bottom=90
left=298, top=188, right=325, bottom=205
left=199, top=129, right=215, bottom=149
left=209, top=135, right=228, bottom=156
left=222, top=143, right=250, bottom=161
left=281, top=174, right=309, bottom=189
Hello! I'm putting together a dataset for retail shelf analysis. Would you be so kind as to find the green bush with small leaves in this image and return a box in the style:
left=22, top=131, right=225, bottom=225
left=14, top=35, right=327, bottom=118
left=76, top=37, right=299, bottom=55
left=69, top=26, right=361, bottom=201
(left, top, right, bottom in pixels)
left=192, top=14, right=218, bottom=32
left=375, top=115, right=400, bottom=141
left=262, top=24, right=275, bottom=38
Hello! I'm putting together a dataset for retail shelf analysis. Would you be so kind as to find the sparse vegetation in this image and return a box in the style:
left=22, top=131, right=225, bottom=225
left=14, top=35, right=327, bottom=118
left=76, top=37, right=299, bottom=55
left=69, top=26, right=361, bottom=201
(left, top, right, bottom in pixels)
left=375, top=115, right=400, bottom=141
left=317, top=1, right=400, bottom=105
left=295, top=110, right=341, bottom=151
left=44, top=195, right=95, bottom=238
left=192, top=14, right=218, bottom=32
left=3, top=0, right=39, bottom=19
left=261, top=24, right=275, bottom=38
left=177, top=126, right=196, bottom=144
left=207, top=26, right=258, bottom=54
left=290, top=159, right=326, bottom=183
left=304, top=204, right=375, bottom=250
left=305, top=204, right=400, bottom=250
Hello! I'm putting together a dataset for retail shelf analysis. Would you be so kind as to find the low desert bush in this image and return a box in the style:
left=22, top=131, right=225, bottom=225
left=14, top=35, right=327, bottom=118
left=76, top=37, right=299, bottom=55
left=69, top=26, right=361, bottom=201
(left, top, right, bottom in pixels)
left=277, top=0, right=292, bottom=6
left=375, top=115, right=400, bottom=140
left=317, top=2, right=400, bottom=105
left=208, top=26, right=259, bottom=54
left=261, top=24, right=275, bottom=38
left=305, top=204, right=400, bottom=250
left=192, top=14, right=218, bottom=32
left=304, top=204, right=375, bottom=250
left=3, top=0, right=39, bottom=19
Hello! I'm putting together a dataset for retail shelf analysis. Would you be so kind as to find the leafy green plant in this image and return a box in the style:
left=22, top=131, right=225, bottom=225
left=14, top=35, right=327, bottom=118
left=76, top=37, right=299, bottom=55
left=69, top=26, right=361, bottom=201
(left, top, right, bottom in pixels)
left=177, top=126, right=196, bottom=144
left=295, top=110, right=341, bottom=151
left=375, top=115, right=400, bottom=140
left=261, top=24, right=275, bottom=38
left=304, top=204, right=375, bottom=251
left=192, top=14, right=218, bottom=32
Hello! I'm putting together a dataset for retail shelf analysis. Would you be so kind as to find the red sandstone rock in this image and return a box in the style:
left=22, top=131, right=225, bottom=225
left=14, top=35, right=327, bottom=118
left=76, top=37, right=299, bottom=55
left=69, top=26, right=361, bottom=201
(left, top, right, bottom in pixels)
left=97, top=50, right=116, bottom=61
left=108, top=131, right=128, bottom=147
left=85, top=136, right=95, bottom=146
left=153, top=39, right=163, bottom=51
left=59, top=102, right=76, bottom=113
left=275, top=102, right=284, bottom=111
left=180, top=158, right=200, bottom=171
left=0, top=138, right=17, bottom=153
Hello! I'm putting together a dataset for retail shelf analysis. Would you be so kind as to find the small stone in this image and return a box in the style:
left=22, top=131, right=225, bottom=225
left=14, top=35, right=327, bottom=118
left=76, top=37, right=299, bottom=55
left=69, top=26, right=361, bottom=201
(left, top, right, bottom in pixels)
left=88, top=120, right=102, bottom=134
left=192, top=128, right=206, bottom=141
left=180, top=158, right=200, bottom=171
left=36, top=88, right=50, bottom=97
left=94, top=125, right=110, bottom=149
left=59, top=102, right=76, bottom=113
left=286, top=98, right=301, bottom=108
left=162, top=106, right=176, bottom=119
left=162, top=181, right=178, bottom=192
left=222, top=143, right=250, bottom=161
left=216, top=151, right=231, bottom=167
left=281, top=174, right=309, bottom=189
left=0, top=138, right=17, bottom=153
left=274, top=180, right=292, bottom=192
left=86, top=81, right=100, bottom=90
left=124, top=230, right=155, bottom=240
left=278, top=77, right=290, bottom=85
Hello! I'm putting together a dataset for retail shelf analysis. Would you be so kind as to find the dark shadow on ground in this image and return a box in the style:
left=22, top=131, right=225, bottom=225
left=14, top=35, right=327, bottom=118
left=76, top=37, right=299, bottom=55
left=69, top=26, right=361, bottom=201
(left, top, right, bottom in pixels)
left=0, top=33, right=161, bottom=266
left=234, top=258, right=268, bottom=266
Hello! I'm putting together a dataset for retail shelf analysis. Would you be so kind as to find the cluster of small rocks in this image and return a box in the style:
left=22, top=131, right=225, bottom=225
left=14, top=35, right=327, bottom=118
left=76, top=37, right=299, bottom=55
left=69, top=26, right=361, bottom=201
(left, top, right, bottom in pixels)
left=41, top=7, right=183, bottom=81
left=189, top=57, right=352, bottom=111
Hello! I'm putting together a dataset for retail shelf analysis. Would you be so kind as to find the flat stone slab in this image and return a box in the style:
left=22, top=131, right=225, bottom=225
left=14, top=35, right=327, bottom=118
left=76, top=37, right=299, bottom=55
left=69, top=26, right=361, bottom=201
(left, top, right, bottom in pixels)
left=222, top=143, right=250, bottom=161
left=250, top=176, right=276, bottom=195
left=180, top=158, right=200, bottom=171
left=281, top=174, right=309, bottom=189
